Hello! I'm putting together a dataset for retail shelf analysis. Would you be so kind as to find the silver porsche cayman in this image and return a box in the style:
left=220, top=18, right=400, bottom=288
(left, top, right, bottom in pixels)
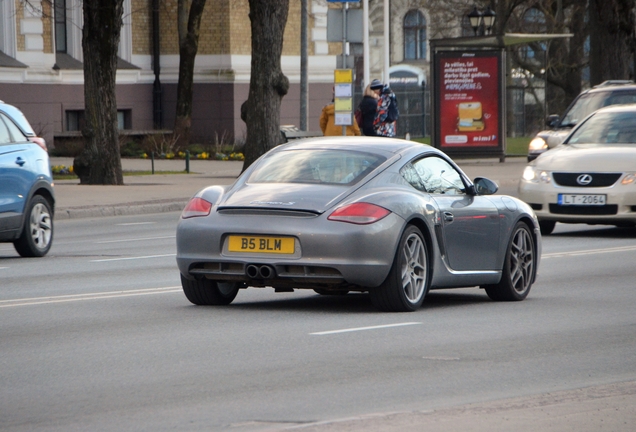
left=176, top=137, right=541, bottom=312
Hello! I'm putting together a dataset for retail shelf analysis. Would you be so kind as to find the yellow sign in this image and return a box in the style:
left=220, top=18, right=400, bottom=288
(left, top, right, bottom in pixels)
left=334, top=97, right=352, bottom=111
left=334, top=69, right=353, bottom=83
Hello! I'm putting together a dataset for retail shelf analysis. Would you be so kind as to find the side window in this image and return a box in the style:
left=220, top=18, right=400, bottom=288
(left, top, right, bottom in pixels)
left=1, top=113, right=28, bottom=142
left=400, top=163, right=427, bottom=191
left=0, top=114, right=17, bottom=144
left=411, top=156, right=466, bottom=195
left=606, top=92, right=636, bottom=106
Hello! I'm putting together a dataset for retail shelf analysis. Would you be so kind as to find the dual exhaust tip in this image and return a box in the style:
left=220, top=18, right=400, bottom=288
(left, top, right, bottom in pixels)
left=245, top=264, right=275, bottom=279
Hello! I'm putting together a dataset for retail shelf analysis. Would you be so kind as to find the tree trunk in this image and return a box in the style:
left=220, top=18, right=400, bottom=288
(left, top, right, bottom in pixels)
left=588, top=0, right=636, bottom=85
left=173, top=0, right=207, bottom=148
left=73, top=0, right=124, bottom=185
left=241, top=0, right=290, bottom=171
left=547, top=0, right=585, bottom=113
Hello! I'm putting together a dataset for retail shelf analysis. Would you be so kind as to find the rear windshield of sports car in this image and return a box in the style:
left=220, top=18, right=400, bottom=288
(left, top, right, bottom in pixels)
left=566, top=111, right=636, bottom=145
left=248, top=149, right=386, bottom=185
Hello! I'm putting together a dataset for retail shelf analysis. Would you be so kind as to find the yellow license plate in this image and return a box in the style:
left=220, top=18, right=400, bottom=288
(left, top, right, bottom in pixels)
left=228, top=236, right=295, bottom=254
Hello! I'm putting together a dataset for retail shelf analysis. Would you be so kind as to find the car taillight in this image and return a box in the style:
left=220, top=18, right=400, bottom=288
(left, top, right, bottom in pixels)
left=328, top=202, right=390, bottom=225
left=181, top=197, right=212, bottom=219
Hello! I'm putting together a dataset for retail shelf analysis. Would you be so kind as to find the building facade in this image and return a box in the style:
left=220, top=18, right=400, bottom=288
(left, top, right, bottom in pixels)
left=0, top=0, right=468, bottom=147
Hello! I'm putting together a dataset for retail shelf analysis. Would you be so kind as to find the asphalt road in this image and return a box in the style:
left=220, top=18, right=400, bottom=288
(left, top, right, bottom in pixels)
left=1, top=213, right=636, bottom=431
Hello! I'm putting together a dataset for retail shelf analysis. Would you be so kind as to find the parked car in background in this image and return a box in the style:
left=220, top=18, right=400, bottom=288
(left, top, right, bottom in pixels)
left=527, top=81, right=636, bottom=161
left=519, top=104, right=636, bottom=235
left=177, top=137, right=541, bottom=312
left=0, top=101, right=55, bottom=257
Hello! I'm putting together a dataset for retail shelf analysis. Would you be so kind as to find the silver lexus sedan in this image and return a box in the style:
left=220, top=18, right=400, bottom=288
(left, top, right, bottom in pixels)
left=519, top=104, right=636, bottom=235
left=177, top=137, right=541, bottom=312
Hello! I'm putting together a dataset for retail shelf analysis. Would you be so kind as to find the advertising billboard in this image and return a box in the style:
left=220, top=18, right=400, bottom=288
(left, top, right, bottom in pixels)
left=433, top=50, right=504, bottom=156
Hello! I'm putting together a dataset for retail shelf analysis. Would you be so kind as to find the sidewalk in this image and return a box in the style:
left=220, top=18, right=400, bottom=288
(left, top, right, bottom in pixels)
left=50, top=156, right=527, bottom=220
left=51, top=157, right=244, bottom=220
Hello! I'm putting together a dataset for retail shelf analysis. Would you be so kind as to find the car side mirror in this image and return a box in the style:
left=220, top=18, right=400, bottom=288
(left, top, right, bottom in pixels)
left=472, top=177, right=498, bottom=195
left=546, top=114, right=560, bottom=128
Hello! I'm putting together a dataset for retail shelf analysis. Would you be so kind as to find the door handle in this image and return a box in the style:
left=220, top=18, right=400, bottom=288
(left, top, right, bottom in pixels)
left=444, top=211, right=454, bottom=222
left=15, top=157, right=25, bottom=167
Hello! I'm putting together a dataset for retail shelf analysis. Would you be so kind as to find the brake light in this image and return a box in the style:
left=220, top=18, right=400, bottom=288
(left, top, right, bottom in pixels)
left=328, top=202, right=390, bottom=225
left=181, top=197, right=212, bottom=219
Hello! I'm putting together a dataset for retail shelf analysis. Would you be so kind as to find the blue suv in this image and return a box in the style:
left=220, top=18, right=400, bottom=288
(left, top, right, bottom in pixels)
left=0, top=101, right=55, bottom=257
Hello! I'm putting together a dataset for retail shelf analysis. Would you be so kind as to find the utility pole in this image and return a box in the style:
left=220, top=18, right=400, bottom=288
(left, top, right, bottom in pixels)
left=300, top=0, right=308, bottom=130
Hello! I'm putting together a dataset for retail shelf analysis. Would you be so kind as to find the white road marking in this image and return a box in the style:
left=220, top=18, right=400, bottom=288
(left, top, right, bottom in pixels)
left=543, top=245, right=636, bottom=258
left=90, top=253, right=176, bottom=262
left=310, top=322, right=422, bottom=335
left=422, top=356, right=461, bottom=361
left=0, top=286, right=181, bottom=308
left=116, top=222, right=157, bottom=226
left=96, top=235, right=175, bottom=244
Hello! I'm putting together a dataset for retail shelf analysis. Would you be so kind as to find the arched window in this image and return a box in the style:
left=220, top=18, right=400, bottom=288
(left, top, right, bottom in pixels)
left=404, top=10, right=427, bottom=60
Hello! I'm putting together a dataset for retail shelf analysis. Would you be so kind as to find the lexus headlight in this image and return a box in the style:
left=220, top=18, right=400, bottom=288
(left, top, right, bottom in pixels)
left=522, top=166, right=551, bottom=183
left=528, top=137, right=548, bottom=151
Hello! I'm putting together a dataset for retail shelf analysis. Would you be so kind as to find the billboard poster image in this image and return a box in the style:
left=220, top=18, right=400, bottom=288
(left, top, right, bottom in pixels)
left=435, top=51, right=502, bottom=151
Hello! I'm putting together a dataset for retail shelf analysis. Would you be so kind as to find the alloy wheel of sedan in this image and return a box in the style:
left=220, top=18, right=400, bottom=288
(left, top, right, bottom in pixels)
left=485, top=222, right=535, bottom=301
left=370, top=225, right=428, bottom=312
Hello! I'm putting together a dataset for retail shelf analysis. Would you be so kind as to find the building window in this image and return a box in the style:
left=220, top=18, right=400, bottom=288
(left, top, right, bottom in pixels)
left=460, top=13, right=474, bottom=37
left=54, top=0, right=67, bottom=53
left=66, top=110, right=84, bottom=131
left=117, top=110, right=132, bottom=130
left=404, top=10, right=427, bottom=60
left=1, top=0, right=17, bottom=57
left=66, top=110, right=131, bottom=131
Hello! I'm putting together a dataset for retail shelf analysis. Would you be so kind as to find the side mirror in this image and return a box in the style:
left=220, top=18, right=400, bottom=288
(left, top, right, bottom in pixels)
left=472, top=177, right=499, bottom=195
left=546, top=114, right=560, bottom=128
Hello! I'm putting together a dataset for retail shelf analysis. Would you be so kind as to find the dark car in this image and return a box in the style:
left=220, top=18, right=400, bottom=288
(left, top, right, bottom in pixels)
left=0, top=101, right=55, bottom=257
left=528, top=81, right=636, bottom=161
left=177, top=137, right=541, bottom=312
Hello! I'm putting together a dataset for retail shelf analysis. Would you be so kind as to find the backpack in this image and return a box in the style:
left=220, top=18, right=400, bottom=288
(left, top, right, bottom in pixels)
left=385, top=94, right=399, bottom=123
left=354, top=106, right=363, bottom=128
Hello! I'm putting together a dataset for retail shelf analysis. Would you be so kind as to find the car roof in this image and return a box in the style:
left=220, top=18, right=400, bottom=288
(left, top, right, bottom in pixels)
left=591, top=103, right=636, bottom=114
left=0, top=101, right=36, bottom=136
left=584, top=81, right=636, bottom=94
left=279, top=136, right=436, bottom=156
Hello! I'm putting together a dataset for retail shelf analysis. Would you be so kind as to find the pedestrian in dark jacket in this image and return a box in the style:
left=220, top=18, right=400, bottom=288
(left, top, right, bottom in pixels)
left=358, top=79, right=383, bottom=136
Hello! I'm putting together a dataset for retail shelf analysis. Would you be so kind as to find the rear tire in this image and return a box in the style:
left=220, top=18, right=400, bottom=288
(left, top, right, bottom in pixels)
left=539, top=220, right=555, bottom=235
left=369, top=225, right=428, bottom=312
left=485, top=222, right=535, bottom=301
left=14, top=195, right=53, bottom=257
left=180, top=274, right=239, bottom=305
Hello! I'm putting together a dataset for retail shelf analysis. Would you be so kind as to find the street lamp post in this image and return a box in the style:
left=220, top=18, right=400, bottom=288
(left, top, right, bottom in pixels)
left=468, top=5, right=496, bottom=36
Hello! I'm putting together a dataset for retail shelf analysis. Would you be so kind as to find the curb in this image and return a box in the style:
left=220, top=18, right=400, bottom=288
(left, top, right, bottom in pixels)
left=55, top=200, right=189, bottom=220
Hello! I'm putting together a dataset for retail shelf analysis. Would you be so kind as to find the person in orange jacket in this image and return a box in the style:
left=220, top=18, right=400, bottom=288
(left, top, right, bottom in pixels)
left=319, top=89, right=361, bottom=136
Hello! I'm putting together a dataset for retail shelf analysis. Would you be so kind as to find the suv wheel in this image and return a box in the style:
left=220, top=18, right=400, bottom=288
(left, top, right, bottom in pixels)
left=14, top=195, right=54, bottom=257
